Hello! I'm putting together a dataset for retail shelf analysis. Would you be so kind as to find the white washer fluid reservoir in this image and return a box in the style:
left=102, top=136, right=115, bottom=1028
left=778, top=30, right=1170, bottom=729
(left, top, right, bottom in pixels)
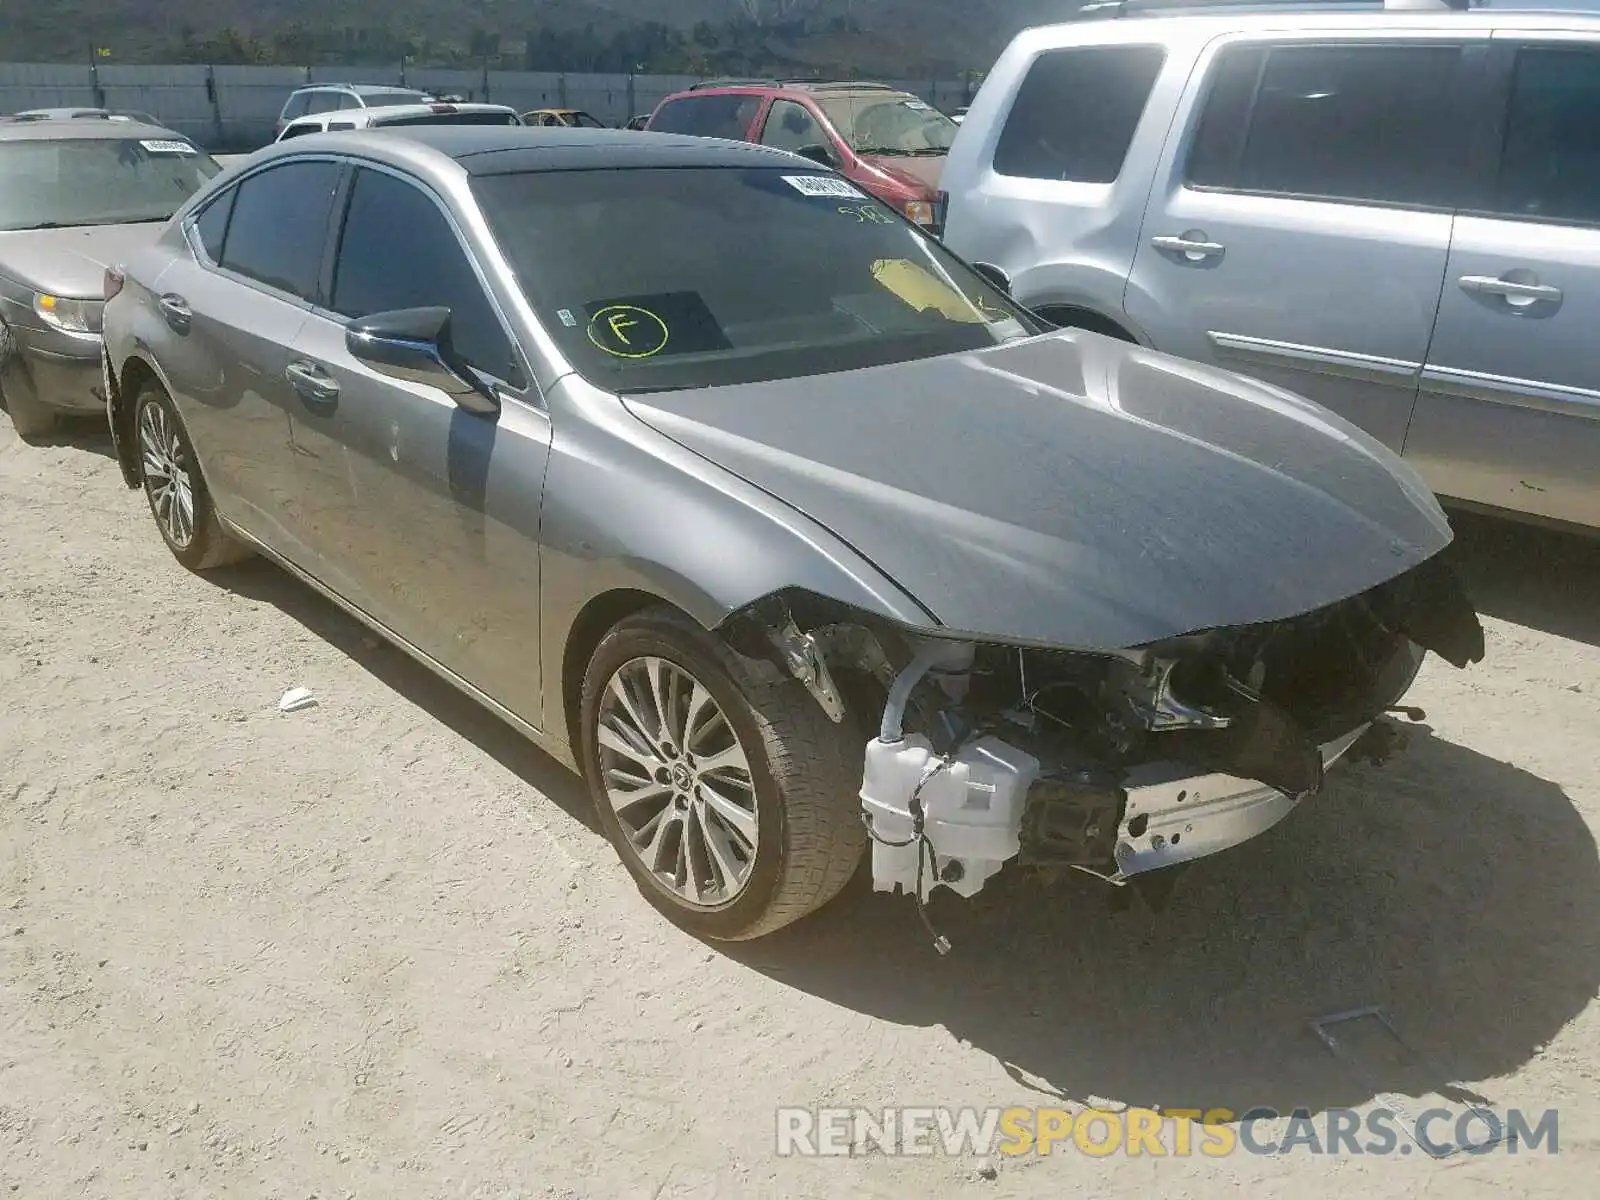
left=860, top=733, right=1041, bottom=900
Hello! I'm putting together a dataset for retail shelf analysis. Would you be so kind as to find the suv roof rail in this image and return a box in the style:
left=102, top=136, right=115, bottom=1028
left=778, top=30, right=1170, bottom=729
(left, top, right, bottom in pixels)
left=688, top=77, right=780, bottom=90
left=1076, top=0, right=1481, bottom=16
left=783, top=79, right=898, bottom=90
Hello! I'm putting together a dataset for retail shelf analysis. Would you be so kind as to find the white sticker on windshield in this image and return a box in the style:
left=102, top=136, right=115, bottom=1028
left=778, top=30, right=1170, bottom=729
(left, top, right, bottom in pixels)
left=782, top=174, right=865, bottom=199
left=140, top=139, right=196, bottom=154
left=557, top=309, right=578, bottom=328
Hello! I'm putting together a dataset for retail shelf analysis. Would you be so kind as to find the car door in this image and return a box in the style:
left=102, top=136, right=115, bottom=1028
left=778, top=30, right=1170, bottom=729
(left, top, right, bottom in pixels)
left=154, top=158, right=342, bottom=561
left=1125, top=35, right=1481, bottom=451
left=1407, top=36, right=1600, bottom=528
left=286, top=164, right=553, bottom=723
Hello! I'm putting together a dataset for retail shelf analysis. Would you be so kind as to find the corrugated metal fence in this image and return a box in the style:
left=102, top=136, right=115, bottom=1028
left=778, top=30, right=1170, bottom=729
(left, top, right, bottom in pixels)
left=0, top=63, right=973, bottom=151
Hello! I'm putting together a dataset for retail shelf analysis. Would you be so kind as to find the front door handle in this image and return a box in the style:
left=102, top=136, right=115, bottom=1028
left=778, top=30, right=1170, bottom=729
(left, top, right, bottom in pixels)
left=158, top=293, right=191, bottom=333
left=1151, top=233, right=1226, bottom=262
left=285, top=360, right=340, bottom=409
left=1459, top=274, right=1563, bottom=306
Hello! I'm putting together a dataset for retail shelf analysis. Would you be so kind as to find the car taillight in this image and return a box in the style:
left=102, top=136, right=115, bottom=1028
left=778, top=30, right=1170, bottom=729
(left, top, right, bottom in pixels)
left=903, top=199, right=936, bottom=228
left=103, top=266, right=124, bottom=301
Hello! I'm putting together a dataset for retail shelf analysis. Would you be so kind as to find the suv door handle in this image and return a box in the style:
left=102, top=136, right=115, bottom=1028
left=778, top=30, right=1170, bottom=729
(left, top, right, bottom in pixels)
left=1151, top=233, right=1226, bottom=261
left=285, top=360, right=340, bottom=409
left=158, top=293, right=191, bottom=333
left=1459, top=274, right=1563, bottom=305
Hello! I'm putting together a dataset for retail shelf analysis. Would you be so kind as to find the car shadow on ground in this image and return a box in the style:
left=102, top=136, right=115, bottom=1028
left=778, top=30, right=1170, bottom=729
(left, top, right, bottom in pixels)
left=208, top=558, right=599, bottom=834
left=730, top=727, right=1599, bottom=1117
left=203, top=514, right=1598, bottom=1120
left=0, top=407, right=117, bottom=460
left=1445, top=508, right=1600, bottom=647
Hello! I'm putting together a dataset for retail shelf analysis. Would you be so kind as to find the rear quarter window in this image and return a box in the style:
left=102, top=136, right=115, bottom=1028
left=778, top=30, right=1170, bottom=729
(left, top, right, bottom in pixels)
left=649, top=94, right=762, bottom=140
left=992, top=44, right=1166, bottom=183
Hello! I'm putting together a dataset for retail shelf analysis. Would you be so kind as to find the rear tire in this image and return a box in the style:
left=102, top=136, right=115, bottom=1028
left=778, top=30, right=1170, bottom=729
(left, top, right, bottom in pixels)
left=133, top=380, right=253, bottom=571
left=580, top=606, right=867, bottom=941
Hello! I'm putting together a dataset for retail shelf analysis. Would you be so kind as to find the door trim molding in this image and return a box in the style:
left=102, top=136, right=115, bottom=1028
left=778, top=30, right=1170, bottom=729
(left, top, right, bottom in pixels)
left=1420, top=364, right=1600, bottom=421
left=1207, top=330, right=1420, bottom=385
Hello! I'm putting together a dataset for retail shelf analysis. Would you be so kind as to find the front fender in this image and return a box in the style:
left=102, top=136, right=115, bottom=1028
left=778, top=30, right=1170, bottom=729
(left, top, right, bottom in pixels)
left=537, top=375, right=940, bottom=741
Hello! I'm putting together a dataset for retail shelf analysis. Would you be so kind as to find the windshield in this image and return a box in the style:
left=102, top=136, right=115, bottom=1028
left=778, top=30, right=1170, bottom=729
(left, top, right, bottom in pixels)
left=571, top=112, right=607, bottom=128
left=472, top=166, right=1036, bottom=392
left=817, top=93, right=957, bottom=155
left=375, top=110, right=522, bottom=127
left=0, top=138, right=222, bottom=231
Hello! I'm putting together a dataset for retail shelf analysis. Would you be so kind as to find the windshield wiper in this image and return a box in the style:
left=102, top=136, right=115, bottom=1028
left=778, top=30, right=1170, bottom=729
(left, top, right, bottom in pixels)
left=854, top=146, right=914, bottom=156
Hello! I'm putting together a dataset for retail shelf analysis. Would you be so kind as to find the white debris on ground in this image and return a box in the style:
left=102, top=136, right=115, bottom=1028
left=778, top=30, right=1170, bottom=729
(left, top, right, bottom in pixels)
left=1, top=416, right=1595, bottom=1197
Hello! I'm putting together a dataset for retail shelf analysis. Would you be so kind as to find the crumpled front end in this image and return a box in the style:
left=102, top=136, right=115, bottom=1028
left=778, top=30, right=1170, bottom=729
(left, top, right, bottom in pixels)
left=727, top=549, right=1483, bottom=927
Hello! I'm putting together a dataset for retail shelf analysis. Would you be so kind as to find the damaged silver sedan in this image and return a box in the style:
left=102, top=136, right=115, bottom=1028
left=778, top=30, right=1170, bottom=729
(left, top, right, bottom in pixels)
left=101, top=127, right=1484, bottom=942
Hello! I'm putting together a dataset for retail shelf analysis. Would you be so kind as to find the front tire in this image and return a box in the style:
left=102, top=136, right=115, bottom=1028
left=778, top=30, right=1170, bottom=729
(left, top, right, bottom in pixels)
left=580, top=607, right=867, bottom=941
left=133, top=381, right=252, bottom=571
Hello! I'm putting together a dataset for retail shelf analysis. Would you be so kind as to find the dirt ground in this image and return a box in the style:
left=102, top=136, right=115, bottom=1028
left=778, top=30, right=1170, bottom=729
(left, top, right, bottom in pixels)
left=3, top=412, right=1598, bottom=1199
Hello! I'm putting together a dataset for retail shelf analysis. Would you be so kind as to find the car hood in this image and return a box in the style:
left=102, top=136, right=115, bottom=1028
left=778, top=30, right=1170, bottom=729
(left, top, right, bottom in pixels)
left=623, top=332, right=1455, bottom=650
left=861, top=153, right=945, bottom=192
left=0, top=223, right=164, bottom=297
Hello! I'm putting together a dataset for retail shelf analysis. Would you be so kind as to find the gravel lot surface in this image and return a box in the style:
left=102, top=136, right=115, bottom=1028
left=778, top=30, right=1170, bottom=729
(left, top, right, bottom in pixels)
left=2, top=412, right=1596, bottom=1197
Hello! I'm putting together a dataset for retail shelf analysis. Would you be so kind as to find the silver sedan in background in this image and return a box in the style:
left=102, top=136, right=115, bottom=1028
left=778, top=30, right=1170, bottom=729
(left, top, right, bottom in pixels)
left=101, top=127, right=1482, bottom=942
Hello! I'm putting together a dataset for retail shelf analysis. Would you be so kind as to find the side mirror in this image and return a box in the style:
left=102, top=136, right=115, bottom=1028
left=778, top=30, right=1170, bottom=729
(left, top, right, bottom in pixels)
left=971, top=262, right=1012, bottom=296
left=794, top=142, right=840, bottom=168
left=345, top=306, right=498, bottom=415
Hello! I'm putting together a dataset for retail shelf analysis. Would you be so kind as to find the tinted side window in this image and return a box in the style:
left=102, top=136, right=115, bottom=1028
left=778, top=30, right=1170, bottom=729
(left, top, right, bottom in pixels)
left=993, top=46, right=1165, bottom=182
left=1217, top=44, right=1463, bottom=207
left=759, top=99, right=824, bottom=152
left=220, top=161, right=341, bottom=300
left=337, top=93, right=362, bottom=111
left=193, top=187, right=235, bottom=262
left=304, top=92, right=342, bottom=115
left=331, top=169, right=520, bottom=383
left=282, top=93, right=311, bottom=120
left=1496, top=47, right=1600, bottom=225
left=280, top=122, right=320, bottom=139
left=649, top=94, right=761, bottom=140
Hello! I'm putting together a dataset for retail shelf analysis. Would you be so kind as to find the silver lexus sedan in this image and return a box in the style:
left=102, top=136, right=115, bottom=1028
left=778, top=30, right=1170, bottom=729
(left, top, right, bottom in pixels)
left=102, top=127, right=1483, bottom=942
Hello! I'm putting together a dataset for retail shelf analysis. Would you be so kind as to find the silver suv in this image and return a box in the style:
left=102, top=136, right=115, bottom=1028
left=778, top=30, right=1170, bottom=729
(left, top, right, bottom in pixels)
left=942, top=0, right=1600, bottom=531
left=275, top=84, right=435, bottom=137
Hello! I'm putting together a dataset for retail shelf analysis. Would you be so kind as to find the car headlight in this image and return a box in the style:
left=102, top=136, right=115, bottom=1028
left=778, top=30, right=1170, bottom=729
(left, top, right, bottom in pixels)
left=902, top=200, right=936, bottom=227
left=33, top=293, right=102, bottom=334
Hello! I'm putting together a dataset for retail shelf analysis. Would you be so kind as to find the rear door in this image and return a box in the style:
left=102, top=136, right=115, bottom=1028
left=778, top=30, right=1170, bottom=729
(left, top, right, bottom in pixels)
left=287, top=164, right=552, bottom=720
left=1126, top=34, right=1482, bottom=451
left=1408, top=34, right=1600, bottom=527
left=156, top=159, right=342, bottom=559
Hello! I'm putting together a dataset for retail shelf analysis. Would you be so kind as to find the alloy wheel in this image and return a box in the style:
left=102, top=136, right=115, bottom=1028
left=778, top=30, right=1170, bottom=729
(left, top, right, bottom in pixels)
left=138, top=399, right=195, bottom=549
left=596, top=656, right=759, bottom=907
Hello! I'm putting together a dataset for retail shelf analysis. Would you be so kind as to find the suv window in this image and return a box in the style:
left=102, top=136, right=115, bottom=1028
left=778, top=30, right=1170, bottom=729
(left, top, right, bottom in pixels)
left=304, top=91, right=342, bottom=116
left=219, top=160, right=341, bottom=300
left=759, top=99, right=826, bottom=153
left=336, top=93, right=362, bottom=111
left=650, top=94, right=761, bottom=140
left=331, top=168, right=521, bottom=384
left=1495, top=46, right=1600, bottom=225
left=282, top=92, right=311, bottom=120
left=992, top=45, right=1166, bottom=183
left=1188, top=43, right=1463, bottom=208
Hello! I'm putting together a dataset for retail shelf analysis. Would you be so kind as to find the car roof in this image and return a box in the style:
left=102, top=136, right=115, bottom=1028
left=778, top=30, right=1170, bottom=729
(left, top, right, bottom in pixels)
left=1016, top=6, right=1600, bottom=44
left=293, top=83, right=431, bottom=95
left=0, top=118, right=186, bottom=143
left=264, top=125, right=804, bottom=175
left=668, top=81, right=916, bottom=103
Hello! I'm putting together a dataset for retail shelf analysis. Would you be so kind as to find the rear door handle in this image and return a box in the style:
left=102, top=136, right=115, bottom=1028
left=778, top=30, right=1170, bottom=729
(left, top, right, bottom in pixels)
left=1459, top=274, right=1563, bottom=305
left=285, top=360, right=340, bottom=409
left=158, top=293, right=191, bottom=333
left=1151, top=233, right=1226, bottom=261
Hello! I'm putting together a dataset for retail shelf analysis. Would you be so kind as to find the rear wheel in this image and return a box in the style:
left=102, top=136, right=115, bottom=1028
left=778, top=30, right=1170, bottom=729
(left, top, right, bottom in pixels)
left=134, top=381, right=252, bottom=571
left=580, top=606, right=866, bottom=941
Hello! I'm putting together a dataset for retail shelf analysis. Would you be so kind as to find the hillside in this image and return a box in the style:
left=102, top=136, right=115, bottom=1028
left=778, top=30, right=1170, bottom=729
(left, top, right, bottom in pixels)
left=0, top=0, right=1084, bottom=74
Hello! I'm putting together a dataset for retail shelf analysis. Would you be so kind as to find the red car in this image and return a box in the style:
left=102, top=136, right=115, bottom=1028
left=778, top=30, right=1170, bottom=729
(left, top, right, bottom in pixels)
left=645, top=80, right=954, bottom=233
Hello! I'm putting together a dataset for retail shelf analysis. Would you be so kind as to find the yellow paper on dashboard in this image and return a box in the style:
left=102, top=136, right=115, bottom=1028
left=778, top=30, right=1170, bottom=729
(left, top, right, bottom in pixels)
left=870, top=258, right=985, bottom=323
